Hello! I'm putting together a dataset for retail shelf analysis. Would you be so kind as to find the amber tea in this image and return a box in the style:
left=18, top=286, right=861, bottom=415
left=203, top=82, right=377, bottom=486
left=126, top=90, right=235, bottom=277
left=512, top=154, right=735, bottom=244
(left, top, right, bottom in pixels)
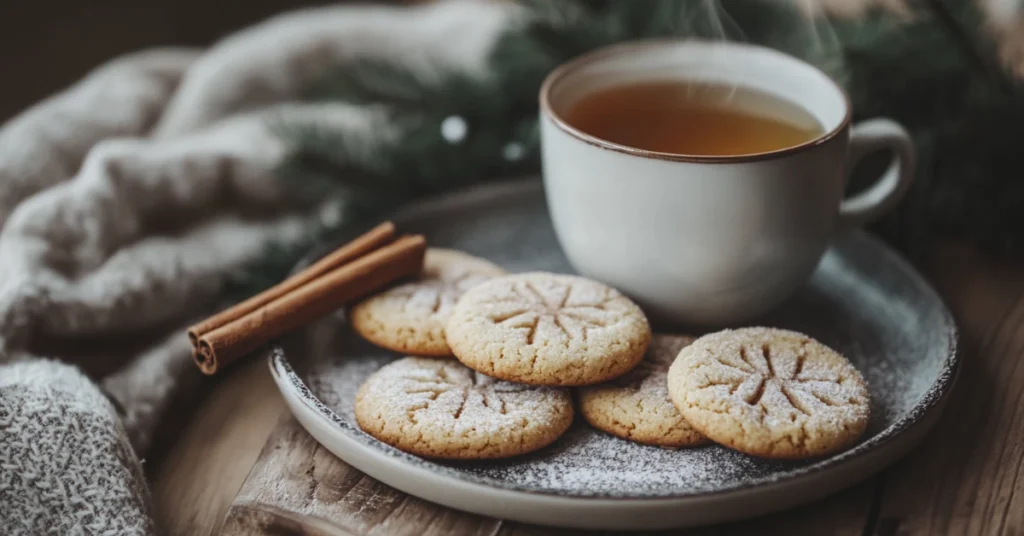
left=564, top=81, right=824, bottom=156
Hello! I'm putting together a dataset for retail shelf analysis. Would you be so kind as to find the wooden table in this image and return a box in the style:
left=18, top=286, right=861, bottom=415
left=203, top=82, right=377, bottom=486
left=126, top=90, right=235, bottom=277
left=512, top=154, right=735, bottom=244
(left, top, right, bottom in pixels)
left=150, top=244, right=1024, bottom=535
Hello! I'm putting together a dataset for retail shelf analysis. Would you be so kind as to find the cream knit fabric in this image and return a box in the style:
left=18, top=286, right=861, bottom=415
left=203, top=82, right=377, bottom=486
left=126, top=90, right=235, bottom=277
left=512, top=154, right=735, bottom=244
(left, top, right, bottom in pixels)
left=0, top=1, right=514, bottom=534
left=1, top=360, right=152, bottom=535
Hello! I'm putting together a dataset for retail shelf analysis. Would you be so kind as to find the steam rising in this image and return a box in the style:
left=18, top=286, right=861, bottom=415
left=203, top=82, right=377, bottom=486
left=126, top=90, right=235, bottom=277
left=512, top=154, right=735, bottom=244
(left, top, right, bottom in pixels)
left=678, top=0, right=747, bottom=41
left=672, top=0, right=845, bottom=83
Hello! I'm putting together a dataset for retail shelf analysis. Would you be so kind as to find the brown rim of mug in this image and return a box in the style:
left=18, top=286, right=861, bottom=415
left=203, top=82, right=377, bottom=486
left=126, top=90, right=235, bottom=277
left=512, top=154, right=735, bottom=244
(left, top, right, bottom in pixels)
left=538, top=39, right=854, bottom=164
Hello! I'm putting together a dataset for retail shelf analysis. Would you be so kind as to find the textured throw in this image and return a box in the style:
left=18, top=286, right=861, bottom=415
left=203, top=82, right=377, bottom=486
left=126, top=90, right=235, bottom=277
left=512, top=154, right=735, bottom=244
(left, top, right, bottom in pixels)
left=1, top=0, right=1021, bottom=534
left=0, top=2, right=511, bottom=534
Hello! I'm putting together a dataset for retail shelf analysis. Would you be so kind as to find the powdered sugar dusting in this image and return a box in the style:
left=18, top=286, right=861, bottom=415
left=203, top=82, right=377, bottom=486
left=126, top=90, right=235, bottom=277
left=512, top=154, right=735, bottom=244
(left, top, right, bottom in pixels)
left=458, top=424, right=773, bottom=494
left=280, top=180, right=958, bottom=498
left=687, top=328, right=867, bottom=421
left=668, top=327, right=870, bottom=458
left=375, top=248, right=505, bottom=318
left=445, top=272, right=650, bottom=385
left=305, top=328, right=791, bottom=493
left=611, top=334, right=694, bottom=391
left=357, top=357, right=569, bottom=437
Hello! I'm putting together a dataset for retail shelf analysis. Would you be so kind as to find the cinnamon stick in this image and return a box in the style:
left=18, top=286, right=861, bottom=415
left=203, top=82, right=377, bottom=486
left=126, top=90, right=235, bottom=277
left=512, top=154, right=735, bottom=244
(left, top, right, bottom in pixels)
left=187, top=221, right=396, bottom=348
left=191, top=230, right=425, bottom=375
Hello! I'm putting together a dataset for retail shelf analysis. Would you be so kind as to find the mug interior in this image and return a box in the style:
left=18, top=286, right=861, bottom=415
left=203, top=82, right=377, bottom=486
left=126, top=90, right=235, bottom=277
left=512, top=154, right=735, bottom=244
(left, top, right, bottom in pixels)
left=541, top=40, right=850, bottom=160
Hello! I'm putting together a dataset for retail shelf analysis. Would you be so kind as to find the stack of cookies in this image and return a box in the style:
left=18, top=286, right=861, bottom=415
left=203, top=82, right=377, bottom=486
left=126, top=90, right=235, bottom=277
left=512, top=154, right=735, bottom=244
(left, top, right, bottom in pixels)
left=351, top=248, right=871, bottom=461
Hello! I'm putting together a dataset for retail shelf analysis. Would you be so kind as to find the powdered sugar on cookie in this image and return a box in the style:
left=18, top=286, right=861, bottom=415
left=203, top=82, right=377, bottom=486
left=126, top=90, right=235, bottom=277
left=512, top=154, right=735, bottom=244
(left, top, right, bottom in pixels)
left=446, top=272, right=651, bottom=386
left=355, top=357, right=573, bottom=459
left=579, top=334, right=707, bottom=448
left=668, top=327, right=870, bottom=459
left=350, top=248, right=505, bottom=356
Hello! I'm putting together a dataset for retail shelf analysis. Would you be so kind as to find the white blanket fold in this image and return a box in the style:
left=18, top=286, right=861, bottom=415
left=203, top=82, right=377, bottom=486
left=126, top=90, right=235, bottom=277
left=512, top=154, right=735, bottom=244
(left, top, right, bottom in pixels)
left=0, top=2, right=513, bottom=534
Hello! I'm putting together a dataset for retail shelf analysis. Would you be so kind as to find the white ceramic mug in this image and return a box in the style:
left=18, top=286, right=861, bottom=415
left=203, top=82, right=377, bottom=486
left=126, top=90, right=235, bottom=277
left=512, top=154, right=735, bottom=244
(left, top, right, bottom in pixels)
left=539, top=40, right=915, bottom=325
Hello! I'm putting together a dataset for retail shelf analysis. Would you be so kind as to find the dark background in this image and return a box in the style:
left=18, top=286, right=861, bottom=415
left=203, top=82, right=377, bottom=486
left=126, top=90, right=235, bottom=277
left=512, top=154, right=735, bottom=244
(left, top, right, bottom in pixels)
left=0, top=0, right=409, bottom=122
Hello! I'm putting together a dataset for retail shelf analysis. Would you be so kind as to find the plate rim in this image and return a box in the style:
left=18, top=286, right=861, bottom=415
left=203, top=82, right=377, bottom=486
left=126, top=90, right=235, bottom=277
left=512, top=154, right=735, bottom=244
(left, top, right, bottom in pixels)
left=269, top=178, right=960, bottom=502
left=269, top=351, right=952, bottom=529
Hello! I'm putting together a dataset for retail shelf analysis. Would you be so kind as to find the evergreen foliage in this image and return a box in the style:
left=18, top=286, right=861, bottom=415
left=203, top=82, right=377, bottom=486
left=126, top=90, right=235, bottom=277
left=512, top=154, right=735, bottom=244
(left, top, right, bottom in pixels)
left=258, top=0, right=1024, bottom=298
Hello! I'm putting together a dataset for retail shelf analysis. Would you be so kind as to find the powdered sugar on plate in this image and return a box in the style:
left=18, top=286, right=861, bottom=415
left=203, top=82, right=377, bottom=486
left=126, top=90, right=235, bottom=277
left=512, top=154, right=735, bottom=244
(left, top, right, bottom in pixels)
left=278, top=180, right=957, bottom=499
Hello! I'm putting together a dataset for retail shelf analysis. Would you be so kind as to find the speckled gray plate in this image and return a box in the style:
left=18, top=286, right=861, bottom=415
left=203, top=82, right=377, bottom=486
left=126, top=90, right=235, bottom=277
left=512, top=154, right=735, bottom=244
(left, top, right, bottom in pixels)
left=269, top=179, right=958, bottom=530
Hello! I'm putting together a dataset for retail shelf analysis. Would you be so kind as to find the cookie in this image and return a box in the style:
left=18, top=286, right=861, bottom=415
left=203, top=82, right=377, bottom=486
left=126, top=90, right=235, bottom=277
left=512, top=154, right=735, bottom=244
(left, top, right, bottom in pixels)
left=578, top=334, right=707, bottom=448
left=350, top=248, right=505, bottom=357
left=355, top=357, right=574, bottom=459
left=446, top=272, right=651, bottom=386
left=667, top=327, right=870, bottom=459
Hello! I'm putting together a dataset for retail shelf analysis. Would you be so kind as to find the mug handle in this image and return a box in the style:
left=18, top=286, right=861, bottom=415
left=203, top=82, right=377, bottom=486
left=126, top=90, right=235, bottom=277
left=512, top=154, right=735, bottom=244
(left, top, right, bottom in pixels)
left=838, top=118, right=917, bottom=227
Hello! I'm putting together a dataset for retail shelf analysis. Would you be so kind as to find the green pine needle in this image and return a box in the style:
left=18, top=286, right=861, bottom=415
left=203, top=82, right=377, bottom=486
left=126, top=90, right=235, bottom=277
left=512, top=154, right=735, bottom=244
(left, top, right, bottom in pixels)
left=248, top=0, right=1024, bottom=304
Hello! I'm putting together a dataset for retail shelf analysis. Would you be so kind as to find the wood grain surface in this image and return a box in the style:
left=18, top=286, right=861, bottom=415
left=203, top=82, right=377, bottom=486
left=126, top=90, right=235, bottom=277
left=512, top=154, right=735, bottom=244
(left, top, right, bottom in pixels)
left=150, top=358, right=286, bottom=535
left=151, top=243, right=1024, bottom=535
left=871, top=245, right=1024, bottom=535
left=219, top=416, right=876, bottom=536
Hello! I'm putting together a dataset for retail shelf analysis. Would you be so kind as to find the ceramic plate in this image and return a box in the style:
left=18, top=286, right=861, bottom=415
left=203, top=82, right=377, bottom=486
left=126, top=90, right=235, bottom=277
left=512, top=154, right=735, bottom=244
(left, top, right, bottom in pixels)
left=269, top=179, right=958, bottom=530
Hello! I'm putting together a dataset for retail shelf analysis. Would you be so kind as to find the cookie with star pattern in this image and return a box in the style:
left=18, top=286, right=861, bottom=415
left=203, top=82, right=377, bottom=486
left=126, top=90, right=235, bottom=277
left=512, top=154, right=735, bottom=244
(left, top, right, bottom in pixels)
left=445, top=272, right=651, bottom=386
left=579, top=334, right=708, bottom=448
left=355, top=357, right=574, bottom=459
left=350, top=248, right=505, bottom=357
left=667, top=327, right=870, bottom=459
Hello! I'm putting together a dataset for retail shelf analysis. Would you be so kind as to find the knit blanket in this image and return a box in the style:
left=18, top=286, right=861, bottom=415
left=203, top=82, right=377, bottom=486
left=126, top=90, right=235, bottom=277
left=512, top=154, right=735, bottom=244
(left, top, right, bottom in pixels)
left=0, top=2, right=510, bottom=533
left=0, top=1, right=1020, bottom=534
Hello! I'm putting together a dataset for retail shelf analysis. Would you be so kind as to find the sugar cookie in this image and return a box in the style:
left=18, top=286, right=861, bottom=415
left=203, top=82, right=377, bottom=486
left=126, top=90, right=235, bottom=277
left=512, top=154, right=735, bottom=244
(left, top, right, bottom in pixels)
left=350, top=248, right=505, bottom=357
left=446, top=272, right=650, bottom=386
left=667, top=327, right=870, bottom=459
left=355, top=357, right=574, bottom=459
left=579, top=334, right=708, bottom=448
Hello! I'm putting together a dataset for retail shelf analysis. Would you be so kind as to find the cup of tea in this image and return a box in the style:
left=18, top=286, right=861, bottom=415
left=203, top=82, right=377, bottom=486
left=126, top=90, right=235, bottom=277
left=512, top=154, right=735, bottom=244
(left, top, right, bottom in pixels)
left=539, top=40, right=915, bottom=325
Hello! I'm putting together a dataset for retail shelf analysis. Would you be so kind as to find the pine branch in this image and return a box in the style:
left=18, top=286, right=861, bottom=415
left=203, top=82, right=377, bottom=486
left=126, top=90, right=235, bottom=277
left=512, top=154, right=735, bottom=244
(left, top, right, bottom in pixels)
left=262, top=0, right=1024, bottom=270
